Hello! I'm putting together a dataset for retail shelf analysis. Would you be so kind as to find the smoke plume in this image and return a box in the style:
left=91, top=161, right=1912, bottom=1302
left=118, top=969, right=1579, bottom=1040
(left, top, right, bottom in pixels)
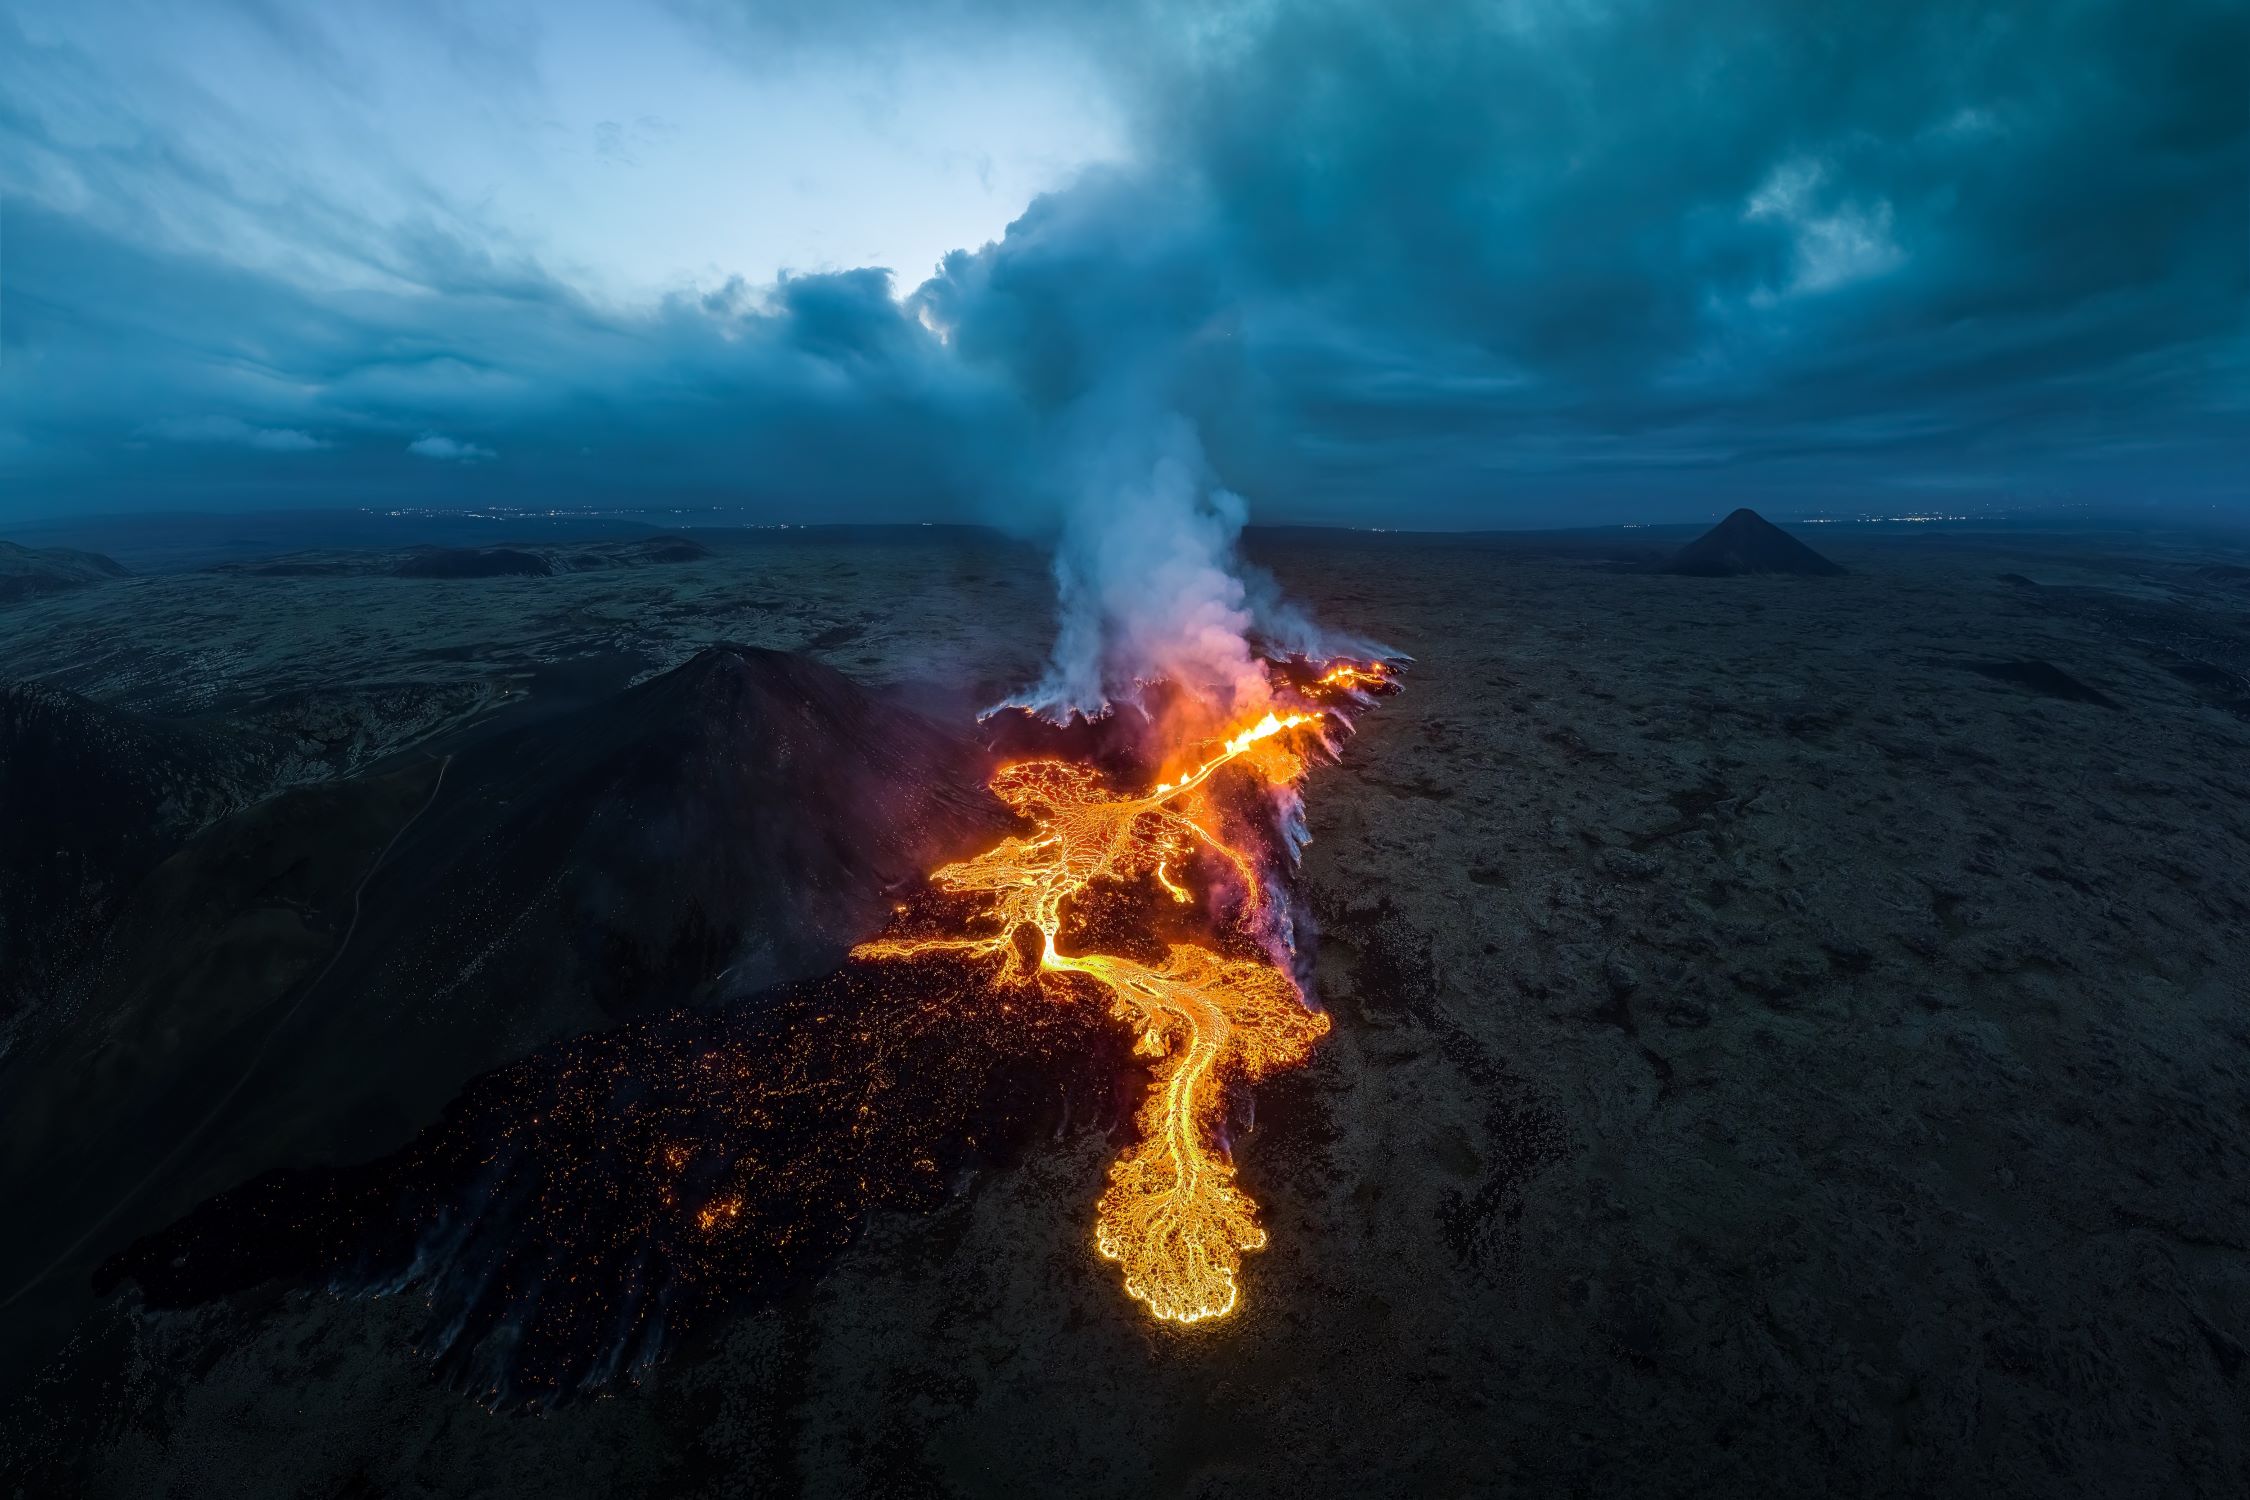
left=1012, top=399, right=1395, bottom=728
left=1018, top=411, right=1262, bottom=718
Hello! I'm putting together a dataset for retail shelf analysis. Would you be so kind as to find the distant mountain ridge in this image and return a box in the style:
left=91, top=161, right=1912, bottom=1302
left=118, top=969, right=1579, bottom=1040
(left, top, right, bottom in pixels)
left=0, top=540, right=128, bottom=605
left=213, top=534, right=715, bottom=578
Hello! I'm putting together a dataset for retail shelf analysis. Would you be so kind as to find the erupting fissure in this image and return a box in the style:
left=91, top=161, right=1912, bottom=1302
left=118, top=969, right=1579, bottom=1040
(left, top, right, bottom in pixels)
left=854, top=657, right=1396, bottom=1324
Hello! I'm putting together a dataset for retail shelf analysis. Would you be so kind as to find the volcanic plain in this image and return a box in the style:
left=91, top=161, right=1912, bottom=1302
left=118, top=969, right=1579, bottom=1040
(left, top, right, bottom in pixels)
left=3, top=519, right=2247, bottom=1498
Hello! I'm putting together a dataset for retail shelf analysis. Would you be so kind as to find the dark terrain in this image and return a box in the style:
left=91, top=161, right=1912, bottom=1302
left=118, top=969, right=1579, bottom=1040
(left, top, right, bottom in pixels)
left=1661, top=507, right=1849, bottom=577
left=2, top=517, right=2246, bottom=1498
left=0, top=540, right=128, bottom=605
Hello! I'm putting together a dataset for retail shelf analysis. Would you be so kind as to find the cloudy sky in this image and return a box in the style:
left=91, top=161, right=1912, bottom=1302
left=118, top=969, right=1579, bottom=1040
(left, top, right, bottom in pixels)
left=2, top=0, right=2243, bottom=528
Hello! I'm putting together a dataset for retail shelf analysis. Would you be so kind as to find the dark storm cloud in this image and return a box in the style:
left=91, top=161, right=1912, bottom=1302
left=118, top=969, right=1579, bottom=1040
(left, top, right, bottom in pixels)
left=911, top=0, right=2249, bottom=518
left=1, top=200, right=1025, bottom=515
left=2, top=0, right=2243, bottom=524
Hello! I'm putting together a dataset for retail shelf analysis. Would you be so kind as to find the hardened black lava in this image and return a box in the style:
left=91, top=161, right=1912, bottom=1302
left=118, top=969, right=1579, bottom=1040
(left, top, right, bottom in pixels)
left=96, top=957, right=1131, bottom=1410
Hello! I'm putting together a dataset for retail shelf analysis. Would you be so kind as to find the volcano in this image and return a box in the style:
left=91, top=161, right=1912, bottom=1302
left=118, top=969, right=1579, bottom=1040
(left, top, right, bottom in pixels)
left=1663, top=507, right=1846, bottom=576
left=75, top=648, right=1400, bottom=1399
left=368, top=643, right=1013, bottom=1026
left=0, top=646, right=1008, bottom=1375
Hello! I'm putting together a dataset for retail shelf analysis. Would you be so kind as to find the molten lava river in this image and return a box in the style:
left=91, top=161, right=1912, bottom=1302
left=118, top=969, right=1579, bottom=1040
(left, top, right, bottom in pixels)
left=856, top=659, right=1396, bottom=1324
left=98, top=657, right=1402, bottom=1403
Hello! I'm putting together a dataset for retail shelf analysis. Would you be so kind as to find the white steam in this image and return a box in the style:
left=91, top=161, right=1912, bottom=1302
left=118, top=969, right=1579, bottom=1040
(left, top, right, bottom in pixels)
left=1009, top=391, right=1393, bottom=722
left=1017, top=412, right=1270, bottom=719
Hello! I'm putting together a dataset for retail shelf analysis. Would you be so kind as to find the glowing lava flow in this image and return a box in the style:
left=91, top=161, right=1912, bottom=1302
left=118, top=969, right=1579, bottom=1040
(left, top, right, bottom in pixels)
left=854, top=661, right=1392, bottom=1324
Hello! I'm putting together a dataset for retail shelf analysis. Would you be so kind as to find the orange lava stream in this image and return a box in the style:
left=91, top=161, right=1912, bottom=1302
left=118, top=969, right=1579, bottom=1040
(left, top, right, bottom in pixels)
left=854, top=664, right=1388, bottom=1324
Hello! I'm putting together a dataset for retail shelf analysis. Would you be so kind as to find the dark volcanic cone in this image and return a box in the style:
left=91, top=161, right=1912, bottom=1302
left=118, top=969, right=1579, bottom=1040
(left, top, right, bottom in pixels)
left=12, top=642, right=1012, bottom=1157
left=380, top=643, right=1014, bottom=1022
left=1663, top=508, right=1846, bottom=577
left=0, top=647, right=1011, bottom=1376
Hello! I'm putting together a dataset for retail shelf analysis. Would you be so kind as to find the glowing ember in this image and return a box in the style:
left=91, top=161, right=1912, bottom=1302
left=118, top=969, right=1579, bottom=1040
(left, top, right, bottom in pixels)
left=854, top=656, right=1395, bottom=1323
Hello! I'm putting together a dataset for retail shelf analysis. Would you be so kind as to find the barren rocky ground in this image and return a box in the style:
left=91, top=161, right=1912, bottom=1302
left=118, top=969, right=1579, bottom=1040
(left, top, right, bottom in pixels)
left=3, top=523, right=2246, bottom=1497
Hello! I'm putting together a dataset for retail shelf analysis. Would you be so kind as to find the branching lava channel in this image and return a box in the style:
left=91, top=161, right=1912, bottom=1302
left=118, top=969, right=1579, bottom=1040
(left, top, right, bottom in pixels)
left=854, top=658, right=1396, bottom=1324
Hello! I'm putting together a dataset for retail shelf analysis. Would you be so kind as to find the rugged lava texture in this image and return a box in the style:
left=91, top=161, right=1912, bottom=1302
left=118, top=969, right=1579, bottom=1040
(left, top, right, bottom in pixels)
left=95, top=958, right=1129, bottom=1411
left=3, top=523, right=2247, bottom=1497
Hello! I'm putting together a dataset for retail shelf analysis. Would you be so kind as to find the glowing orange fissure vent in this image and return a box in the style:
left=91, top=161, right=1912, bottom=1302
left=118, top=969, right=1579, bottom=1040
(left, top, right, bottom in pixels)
left=853, top=658, right=1394, bottom=1324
